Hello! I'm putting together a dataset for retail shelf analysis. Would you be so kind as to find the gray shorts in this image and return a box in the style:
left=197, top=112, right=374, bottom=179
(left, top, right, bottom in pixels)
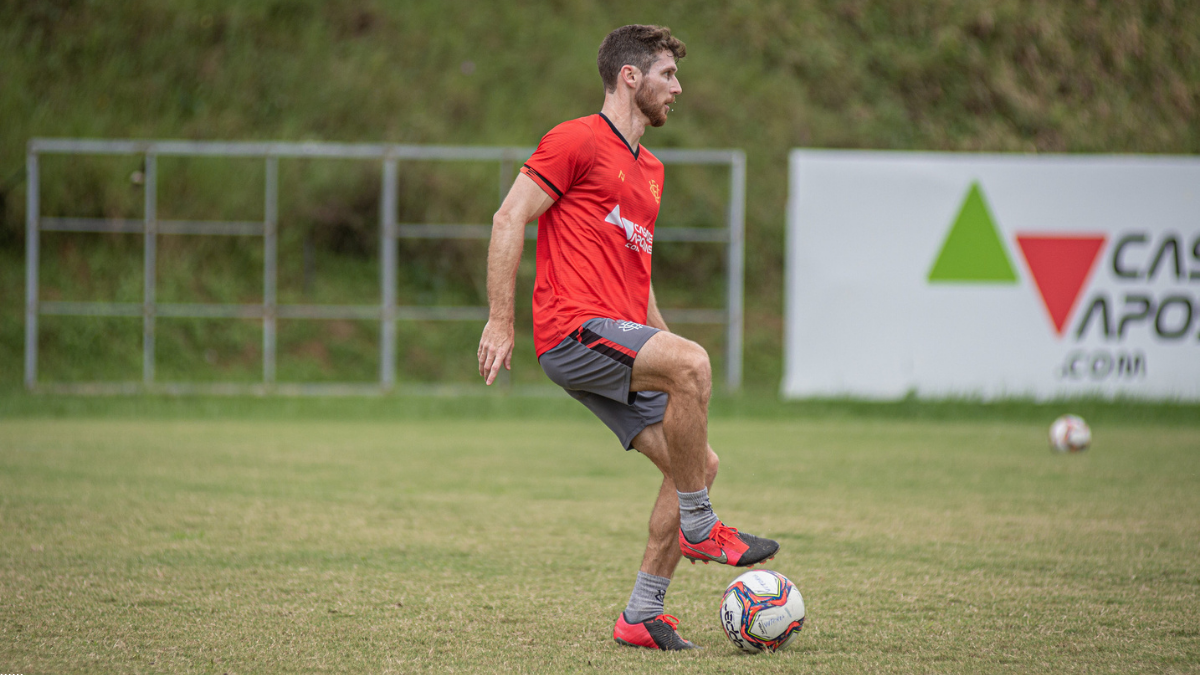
left=539, top=317, right=668, bottom=450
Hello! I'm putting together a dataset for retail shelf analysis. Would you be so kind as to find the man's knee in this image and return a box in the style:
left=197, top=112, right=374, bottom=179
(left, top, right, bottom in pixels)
left=705, top=448, right=719, bottom=485
left=674, top=343, right=712, bottom=401
left=632, top=333, right=712, bottom=400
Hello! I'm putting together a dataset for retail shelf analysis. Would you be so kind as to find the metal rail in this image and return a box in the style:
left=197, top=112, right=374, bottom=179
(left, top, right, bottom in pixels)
left=25, top=138, right=746, bottom=393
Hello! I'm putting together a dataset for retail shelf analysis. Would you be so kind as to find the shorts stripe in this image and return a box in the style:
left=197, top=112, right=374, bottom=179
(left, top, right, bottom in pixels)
left=589, top=343, right=635, bottom=368
left=575, top=326, right=637, bottom=357
left=578, top=328, right=638, bottom=360
left=570, top=326, right=636, bottom=368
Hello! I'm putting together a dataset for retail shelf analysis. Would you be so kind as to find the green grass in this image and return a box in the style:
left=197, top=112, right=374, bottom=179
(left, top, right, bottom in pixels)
left=3, top=389, right=1199, bottom=427
left=2, top=412, right=1198, bottom=673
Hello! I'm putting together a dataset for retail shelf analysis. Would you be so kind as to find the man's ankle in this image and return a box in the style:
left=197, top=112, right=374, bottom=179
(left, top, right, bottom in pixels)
left=677, top=487, right=718, bottom=542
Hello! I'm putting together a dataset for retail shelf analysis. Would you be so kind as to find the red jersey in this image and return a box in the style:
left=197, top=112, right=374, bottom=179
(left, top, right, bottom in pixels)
left=522, top=113, right=664, bottom=356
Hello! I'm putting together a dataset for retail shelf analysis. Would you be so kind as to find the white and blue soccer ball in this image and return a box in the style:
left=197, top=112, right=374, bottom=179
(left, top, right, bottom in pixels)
left=719, top=569, right=805, bottom=653
left=1049, top=414, right=1091, bottom=453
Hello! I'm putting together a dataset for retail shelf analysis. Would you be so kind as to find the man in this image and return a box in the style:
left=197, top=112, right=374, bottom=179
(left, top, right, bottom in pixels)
left=477, top=24, right=778, bottom=651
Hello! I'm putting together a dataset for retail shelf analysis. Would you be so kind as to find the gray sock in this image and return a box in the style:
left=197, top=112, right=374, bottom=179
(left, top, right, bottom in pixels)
left=624, top=571, right=670, bottom=623
left=678, top=487, right=719, bottom=543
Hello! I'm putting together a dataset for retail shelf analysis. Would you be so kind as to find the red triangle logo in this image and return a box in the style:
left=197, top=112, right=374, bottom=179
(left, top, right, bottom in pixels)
left=1016, top=235, right=1107, bottom=336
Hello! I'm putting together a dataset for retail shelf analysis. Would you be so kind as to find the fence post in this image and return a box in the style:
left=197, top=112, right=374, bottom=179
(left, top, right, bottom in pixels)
left=380, top=158, right=398, bottom=391
left=143, top=153, right=158, bottom=386
left=263, top=156, right=279, bottom=387
left=726, top=151, right=745, bottom=391
left=24, top=149, right=39, bottom=390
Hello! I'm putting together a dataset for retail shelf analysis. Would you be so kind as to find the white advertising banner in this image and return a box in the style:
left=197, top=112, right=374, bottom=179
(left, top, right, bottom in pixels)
left=783, top=150, right=1200, bottom=401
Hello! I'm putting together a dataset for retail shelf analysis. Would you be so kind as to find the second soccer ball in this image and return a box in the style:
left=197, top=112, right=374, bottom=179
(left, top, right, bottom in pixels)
left=1049, top=414, right=1091, bottom=453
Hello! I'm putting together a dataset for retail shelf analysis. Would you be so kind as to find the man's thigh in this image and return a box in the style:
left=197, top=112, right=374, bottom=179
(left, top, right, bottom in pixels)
left=629, top=330, right=708, bottom=393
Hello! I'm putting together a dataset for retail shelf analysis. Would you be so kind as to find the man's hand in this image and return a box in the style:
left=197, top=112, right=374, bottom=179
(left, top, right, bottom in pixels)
left=477, top=319, right=514, bottom=385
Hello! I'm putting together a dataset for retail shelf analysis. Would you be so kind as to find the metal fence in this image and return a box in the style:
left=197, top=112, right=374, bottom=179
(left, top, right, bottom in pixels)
left=25, top=138, right=745, bottom=394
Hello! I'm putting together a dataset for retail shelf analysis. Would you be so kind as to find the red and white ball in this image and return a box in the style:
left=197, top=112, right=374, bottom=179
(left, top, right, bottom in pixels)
left=1049, top=414, right=1091, bottom=453
left=718, top=570, right=805, bottom=653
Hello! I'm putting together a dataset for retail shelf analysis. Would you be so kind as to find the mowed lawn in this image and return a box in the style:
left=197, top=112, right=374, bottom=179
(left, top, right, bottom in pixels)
left=1, top=415, right=1198, bottom=674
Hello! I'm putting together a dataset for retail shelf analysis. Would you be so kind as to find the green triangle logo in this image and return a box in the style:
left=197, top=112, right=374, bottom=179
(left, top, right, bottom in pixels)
left=928, top=182, right=1018, bottom=283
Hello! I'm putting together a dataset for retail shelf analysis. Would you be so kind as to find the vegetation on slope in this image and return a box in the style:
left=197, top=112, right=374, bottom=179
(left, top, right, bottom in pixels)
left=1, top=0, right=1197, bottom=390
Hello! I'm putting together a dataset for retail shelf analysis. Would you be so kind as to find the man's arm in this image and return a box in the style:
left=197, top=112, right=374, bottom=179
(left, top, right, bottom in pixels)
left=477, top=172, right=554, bottom=385
left=646, top=283, right=670, bottom=332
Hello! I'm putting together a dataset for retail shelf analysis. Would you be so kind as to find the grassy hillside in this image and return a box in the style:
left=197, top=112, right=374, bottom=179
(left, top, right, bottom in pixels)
left=2, top=0, right=1198, bottom=391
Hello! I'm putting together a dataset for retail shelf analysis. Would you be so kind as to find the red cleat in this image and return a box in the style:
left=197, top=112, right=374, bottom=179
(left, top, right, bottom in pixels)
left=613, top=613, right=699, bottom=650
left=679, top=520, right=779, bottom=567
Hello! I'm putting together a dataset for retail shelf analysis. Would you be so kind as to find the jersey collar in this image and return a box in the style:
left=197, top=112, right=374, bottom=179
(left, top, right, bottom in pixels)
left=598, top=112, right=640, bottom=160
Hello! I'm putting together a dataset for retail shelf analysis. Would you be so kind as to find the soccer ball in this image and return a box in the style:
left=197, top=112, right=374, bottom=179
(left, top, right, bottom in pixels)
left=718, top=570, right=805, bottom=653
left=1049, top=414, right=1091, bottom=453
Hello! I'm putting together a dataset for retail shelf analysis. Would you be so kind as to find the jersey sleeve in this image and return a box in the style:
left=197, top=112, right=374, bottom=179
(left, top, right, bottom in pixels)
left=521, top=120, right=596, bottom=201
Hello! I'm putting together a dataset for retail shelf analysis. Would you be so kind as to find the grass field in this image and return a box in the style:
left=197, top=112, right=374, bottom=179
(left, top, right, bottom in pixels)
left=2, top=405, right=1199, bottom=673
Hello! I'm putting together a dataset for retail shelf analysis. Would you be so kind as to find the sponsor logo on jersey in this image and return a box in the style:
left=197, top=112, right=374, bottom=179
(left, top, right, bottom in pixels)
left=605, top=205, right=653, bottom=255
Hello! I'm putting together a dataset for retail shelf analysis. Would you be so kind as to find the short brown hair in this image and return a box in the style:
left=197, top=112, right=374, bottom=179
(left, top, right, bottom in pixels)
left=597, top=25, right=686, bottom=93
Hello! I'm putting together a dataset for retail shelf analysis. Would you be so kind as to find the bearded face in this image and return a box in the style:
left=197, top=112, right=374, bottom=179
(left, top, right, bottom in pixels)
left=635, top=79, right=669, bottom=128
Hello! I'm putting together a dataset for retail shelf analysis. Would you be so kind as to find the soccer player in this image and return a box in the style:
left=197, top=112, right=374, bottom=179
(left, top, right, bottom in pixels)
left=477, top=24, right=779, bottom=651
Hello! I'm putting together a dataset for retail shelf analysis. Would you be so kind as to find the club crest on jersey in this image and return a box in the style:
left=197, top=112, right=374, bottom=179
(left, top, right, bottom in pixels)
left=649, top=179, right=661, bottom=204
left=604, top=205, right=653, bottom=255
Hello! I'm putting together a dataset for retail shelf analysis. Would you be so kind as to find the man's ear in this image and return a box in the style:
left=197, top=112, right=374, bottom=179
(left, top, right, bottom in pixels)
left=619, top=64, right=640, bottom=88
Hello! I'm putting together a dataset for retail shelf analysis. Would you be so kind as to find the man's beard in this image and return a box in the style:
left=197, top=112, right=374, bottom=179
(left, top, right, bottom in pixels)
left=636, top=83, right=668, bottom=128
